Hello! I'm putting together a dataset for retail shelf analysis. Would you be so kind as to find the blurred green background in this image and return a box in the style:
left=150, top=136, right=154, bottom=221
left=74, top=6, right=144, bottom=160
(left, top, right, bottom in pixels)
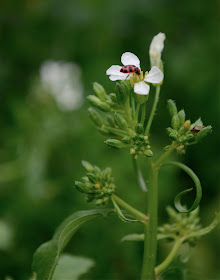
left=0, top=0, right=219, bottom=279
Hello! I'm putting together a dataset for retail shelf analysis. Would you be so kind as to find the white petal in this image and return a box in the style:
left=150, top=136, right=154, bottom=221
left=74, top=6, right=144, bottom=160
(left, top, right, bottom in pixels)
left=134, top=81, right=150, bottom=95
left=109, top=75, right=128, bottom=81
left=144, top=66, right=164, bottom=84
left=149, top=33, right=166, bottom=58
left=106, top=65, right=122, bottom=76
left=121, top=52, right=140, bottom=67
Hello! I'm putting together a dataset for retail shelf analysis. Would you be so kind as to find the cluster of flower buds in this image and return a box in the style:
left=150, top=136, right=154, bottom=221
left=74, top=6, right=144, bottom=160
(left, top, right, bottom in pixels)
left=87, top=82, right=153, bottom=159
left=158, top=206, right=201, bottom=244
left=158, top=207, right=220, bottom=245
left=75, top=161, right=116, bottom=206
left=166, top=99, right=212, bottom=153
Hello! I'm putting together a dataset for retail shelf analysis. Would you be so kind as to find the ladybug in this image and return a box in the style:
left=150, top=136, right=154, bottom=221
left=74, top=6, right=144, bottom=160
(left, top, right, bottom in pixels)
left=120, top=65, right=140, bottom=76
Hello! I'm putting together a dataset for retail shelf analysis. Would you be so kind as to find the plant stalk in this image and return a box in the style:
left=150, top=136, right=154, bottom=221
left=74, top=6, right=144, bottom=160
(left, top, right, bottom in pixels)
left=154, top=141, right=177, bottom=169
left=141, top=164, right=158, bottom=280
left=145, top=85, right=161, bottom=136
left=155, top=238, right=183, bottom=276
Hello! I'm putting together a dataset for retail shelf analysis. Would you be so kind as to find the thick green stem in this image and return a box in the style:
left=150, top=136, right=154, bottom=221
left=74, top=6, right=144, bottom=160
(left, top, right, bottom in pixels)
left=154, top=141, right=177, bottom=169
left=112, top=194, right=148, bottom=223
left=145, top=86, right=161, bottom=136
left=141, top=165, right=158, bottom=280
left=155, top=238, right=183, bottom=276
left=141, top=103, right=146, bottom=125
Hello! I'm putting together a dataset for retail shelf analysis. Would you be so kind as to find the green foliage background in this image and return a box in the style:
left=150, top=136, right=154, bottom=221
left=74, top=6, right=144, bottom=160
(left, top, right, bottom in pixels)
left=0, top=0, right=219, bottom=279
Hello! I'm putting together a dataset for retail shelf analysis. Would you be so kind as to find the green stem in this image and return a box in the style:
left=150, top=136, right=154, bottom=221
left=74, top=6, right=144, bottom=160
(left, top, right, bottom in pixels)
left=135, top=103, right=140, bottom=122
left=141, top=103, right=146, bottom=125
left=145, top=86, right=161, bottom=136
left=112, top=194, right=148, bottom=223
left=154, top=142, right=177, bottom=169
left=141, top=164, right=158, bottom=280
left=155, top=238, right=183, bottom=276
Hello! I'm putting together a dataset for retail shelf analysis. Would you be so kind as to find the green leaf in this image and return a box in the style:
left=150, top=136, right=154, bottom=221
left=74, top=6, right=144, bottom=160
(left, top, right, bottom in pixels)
left=132, top=158, right=147, bottom=192
left=32, top=209, right=113, bottom=280
left=52, top=254, right=95, bottom=280
left=163, top=161, right=202, bottom=213
left=111, top=197, right=138, bottom=223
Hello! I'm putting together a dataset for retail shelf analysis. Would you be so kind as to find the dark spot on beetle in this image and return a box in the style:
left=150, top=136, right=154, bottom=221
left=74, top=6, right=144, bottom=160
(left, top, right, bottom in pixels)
left=129, top=66, right=133, bottom=72
left=123, top=69, right=127, bottom=73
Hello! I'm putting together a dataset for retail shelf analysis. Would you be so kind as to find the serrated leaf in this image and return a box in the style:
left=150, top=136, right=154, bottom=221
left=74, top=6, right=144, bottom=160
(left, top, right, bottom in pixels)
left=52, top=254, right=95, bottom=280
left=32, top=209, right=113, bottom=280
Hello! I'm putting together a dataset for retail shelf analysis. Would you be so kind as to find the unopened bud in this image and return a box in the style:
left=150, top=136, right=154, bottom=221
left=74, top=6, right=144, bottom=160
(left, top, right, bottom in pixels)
left=93, top=82, right=107, bottom=101
left=196, top=126, right=212, bottom=142
left=122, top=136, right=131, bottom=144
left=171, top=115, right=180, bottom=129
left=105, top=139, right=124, bottom=149
left=144, top=150, right=153, bottom=157
left=178, top=110, right=185, bottom=125
left=88, top=107, right=103, bottom=127
left=97, top=102, right=110, bottom=112
left=75, top=181, right=86, bottom=193
left=130, top=148, right=136, bottom=154
left=184, top=120, right=191, bottom=130
left=87, top=173, right=97, bottom=183
left=109, top=93, right=117, bottom=102
left=135, top=123, right=144, bottom=134
left=167, top=99, right=178, bottom=117
left=81, top=161, right=93, bottom=172
left=114, top=113, right=128, bottom=130
left=106, top=114, right=115, bottom=127
left=87, top=95, right=101, bottom=107
left=116, top=82, right=129, bottom=103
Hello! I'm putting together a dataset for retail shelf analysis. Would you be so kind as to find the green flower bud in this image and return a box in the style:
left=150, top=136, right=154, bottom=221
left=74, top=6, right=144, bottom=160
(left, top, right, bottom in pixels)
left=81, top=161, right=93, bottom=172
left=184, top=120, right=191, bottom=130
left=97, top=102, right=110, bottom=112
left=87, top=173, right=97, bottom=183
left=116, top=81, right=130, bottom=103
left=135, top=123, right=144, bottom=134
left=87, top=95, right=101, bottom=107
left=105, top=139, right=125, bottom=149
left=93, top=82, right=107, bottom=101
left=114, top=113, right=128, bottom=130
left=106, top=114, right=115, bottom=127
left=122, top=136, right=131, bottom=144
left=144, top=150, right=153, bottom=157
left=75, top=181, right=86, bottom=193
left=171, top=115, right=180, bottom=129
left=196, top=126, right=212, bottom=142
left=185, top=133, right=195, bottom=142
left=167, top=99, right=178, bottom=117
left=109, top=93, right=117, bottom=102
left=178, top=110, right=185, bottom=125
left=88, top=107, right=103, bottom=127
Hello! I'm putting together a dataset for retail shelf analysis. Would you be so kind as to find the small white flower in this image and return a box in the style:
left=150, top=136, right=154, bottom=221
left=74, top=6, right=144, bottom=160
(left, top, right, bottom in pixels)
left=106, top=52, right=163, bottom=95
left=149, top=32, right=166, bottom=68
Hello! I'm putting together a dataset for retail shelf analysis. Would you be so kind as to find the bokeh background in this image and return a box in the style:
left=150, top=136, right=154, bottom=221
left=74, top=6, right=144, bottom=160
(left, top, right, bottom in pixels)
left=0, top=0, right=219, bottom=279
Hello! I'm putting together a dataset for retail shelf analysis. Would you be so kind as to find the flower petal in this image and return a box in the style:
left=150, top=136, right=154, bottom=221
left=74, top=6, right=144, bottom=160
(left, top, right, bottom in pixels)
left=144, top=66, right=164, bottom=84
left=109, top=75, right=128, bottom=81
left=134, top=81, right=150, bottom=95
left=106, top=65, right=122, bottom=76
left=121, top=52, right=140, bottom=67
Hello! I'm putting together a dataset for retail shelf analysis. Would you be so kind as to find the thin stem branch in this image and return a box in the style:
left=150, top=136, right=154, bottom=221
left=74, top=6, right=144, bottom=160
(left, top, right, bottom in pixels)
left=141, top=164, right=158, bottom=280
left=154, top=141, right=177, bottom=169
left=141, top=103, right=146, bottom=125
left=111, top=194, right=148, bottom=223
left=145, top=86, right=161, bottom=136
left=155, top=238, right=183, bottom=276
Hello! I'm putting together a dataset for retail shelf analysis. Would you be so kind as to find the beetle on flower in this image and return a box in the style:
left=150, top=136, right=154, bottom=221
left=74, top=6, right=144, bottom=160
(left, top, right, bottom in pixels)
left=106, top=52, right=164, bottom=96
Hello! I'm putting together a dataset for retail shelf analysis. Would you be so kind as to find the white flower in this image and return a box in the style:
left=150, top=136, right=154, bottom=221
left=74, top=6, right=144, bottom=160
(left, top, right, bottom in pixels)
left=106, top=52, right=163, bottom=95
left=149, top=32, right=166, bottom=68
